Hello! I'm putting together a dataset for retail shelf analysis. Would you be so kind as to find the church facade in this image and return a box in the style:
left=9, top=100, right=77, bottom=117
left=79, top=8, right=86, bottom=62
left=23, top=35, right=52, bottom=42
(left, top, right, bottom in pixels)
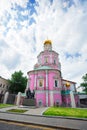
left=26, top=40, right=79, bottom=107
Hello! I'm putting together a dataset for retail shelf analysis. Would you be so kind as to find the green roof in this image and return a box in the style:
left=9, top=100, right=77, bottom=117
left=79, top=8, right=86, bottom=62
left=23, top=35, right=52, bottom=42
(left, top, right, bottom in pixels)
left=61, top=90, right=70, bottom=95
left=34, top=66, right=52, bottom=70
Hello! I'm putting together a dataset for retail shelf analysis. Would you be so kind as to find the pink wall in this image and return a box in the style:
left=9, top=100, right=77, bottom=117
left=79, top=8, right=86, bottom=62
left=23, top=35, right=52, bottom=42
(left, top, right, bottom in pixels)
left=48, top=71, right=62, bottom=90
left=54, top=93, right=62, bottom=105
left=35, top=93, right=46, bottom=106
left=74, top=94, right=79, bottom=106
left=28, top=69, right=63, bottom=107
left=36, top=71, right=46, bottom=90
left=37, top=51, right=59, bottom=69
left=29, top=73, right=35, bottom=91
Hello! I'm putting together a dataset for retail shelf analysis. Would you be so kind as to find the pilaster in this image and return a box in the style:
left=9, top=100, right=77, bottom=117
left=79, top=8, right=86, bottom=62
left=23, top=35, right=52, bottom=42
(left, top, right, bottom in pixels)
left=46, top=70, right=48, bottom=106
left=34, top=71, right=37, bottom=89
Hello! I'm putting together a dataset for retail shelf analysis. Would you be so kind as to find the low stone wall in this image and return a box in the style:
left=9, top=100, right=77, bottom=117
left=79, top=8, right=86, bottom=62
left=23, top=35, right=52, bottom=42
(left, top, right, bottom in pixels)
left=22, top=98, right=36, bottom=106
left=6, top=94, right=16, bottom=104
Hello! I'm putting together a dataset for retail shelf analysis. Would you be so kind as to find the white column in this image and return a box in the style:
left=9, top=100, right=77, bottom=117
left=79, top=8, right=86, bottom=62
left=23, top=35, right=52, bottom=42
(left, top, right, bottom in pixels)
left=16, top=92, right=21, bottom=106
left=50, top=91, right=53, bottom=106
left=70, top=91, right=76, bottom=108
left=3, top=92, right=9, bottom=104
left=34, top=71, right=37, bottom=89
left=46, top=70, right=48, bottom=106
left=46, top=70, right=48, bottom=89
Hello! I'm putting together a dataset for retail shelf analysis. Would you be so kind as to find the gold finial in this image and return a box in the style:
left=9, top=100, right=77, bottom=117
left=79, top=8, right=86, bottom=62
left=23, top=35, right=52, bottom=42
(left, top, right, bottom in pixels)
left=65, top=82, right=70, bottom=88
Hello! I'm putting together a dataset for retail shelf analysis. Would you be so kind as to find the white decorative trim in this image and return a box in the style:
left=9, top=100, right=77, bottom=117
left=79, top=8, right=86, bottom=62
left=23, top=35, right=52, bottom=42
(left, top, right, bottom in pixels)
left=46, top=91, right=48, bottom=107
left=35, top=90, right=45, bottom=94
left=35, top=90, right=61, bottom=94
left=50, top=54, right=52, bottom=64
left=49, top=90, right=60, bottom=94
left=34, top=71, right=37, bottom=89
left=37, top=76, right=44, bottom=79
left=46, top=70, right=48, bottom=106
left=50, top=91, right=53, bottom=106
left=46, top=70, right=48, bottom=89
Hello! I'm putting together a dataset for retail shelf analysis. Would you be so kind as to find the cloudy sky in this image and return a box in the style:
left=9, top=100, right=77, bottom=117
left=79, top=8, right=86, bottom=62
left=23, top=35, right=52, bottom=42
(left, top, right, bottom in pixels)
left=0, top=0, right=87, bottom=90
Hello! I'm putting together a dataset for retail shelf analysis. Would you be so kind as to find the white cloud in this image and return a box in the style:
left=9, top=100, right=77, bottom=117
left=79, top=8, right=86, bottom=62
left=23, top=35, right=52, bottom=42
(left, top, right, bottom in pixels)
left=0, top=0, right=87, bottom=89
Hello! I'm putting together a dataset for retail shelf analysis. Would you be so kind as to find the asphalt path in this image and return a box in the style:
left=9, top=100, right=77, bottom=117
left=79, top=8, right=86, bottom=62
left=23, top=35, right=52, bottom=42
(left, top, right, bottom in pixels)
left=0, top=121, right=42, bottom=130
left=0, top=111, right=87, bottom=130
left=0, top=120, right=59, bottom=130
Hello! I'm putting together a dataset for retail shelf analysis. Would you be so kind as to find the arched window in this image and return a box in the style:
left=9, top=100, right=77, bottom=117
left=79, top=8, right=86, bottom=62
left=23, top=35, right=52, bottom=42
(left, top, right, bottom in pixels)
left=45, top=57, right=48, bottom=63
left=55, top=99, right=60, bottom=106
left=54, top=59, right=56, bottom=64
left=54, top=79, right=59, bottom=87
left=38, top=100, right=43, bottom=106
left=39, top=79, right=44, bottom=87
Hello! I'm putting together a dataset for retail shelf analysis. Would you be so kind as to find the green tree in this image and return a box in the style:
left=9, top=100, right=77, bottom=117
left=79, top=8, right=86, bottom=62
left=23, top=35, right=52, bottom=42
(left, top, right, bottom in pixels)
left=80, top=73, right=87, bottom=94
left=8, top=70, right=27, bottom=94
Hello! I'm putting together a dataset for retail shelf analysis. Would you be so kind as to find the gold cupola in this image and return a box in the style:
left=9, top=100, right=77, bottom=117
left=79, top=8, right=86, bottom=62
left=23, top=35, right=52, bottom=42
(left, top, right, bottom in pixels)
left=44, top=40, right=52, bottom=45
left=44, top=39, right=52, bottom=51
left=65, top=82, right=70, bottom=88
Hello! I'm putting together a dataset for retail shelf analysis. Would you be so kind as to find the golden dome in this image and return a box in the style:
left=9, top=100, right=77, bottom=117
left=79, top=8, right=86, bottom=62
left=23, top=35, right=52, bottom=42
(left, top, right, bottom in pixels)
left=44, top=40, right=52, bottom=45
left=65, top=82, right=70, bottom=87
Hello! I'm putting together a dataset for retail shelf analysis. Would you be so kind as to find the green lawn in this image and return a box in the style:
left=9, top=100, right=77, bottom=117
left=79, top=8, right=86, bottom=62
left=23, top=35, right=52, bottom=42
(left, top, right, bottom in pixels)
left=7, top=109, right=27, bottom=113
left=43, top=107, right=87, bottom=118
left=0, top=104, right=14, bottom=108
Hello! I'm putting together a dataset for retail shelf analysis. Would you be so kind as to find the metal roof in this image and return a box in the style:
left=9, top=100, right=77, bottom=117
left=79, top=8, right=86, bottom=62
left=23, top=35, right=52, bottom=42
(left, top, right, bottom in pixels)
left=34, top=66, right=52, bottom=70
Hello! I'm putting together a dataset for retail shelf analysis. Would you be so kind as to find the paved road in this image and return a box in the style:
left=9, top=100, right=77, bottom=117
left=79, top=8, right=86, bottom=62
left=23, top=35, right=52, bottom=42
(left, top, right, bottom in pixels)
left=0, top=121, right=42, bottom=130
left=0, top=106, right=87, bottom=130
left=0, top=111, right=87, bottom=130
left=0, top=120, right=59, bottom=130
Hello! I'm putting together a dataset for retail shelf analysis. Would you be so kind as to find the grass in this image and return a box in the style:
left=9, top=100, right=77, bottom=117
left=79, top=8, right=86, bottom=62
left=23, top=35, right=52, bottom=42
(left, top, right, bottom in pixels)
left=43, top=107, right=87, bottom=118
left=0, top=103, right=14, bottom=108
left=0, top=103, right=27, bottom=113
left=7, top=109, right=28, bottom=113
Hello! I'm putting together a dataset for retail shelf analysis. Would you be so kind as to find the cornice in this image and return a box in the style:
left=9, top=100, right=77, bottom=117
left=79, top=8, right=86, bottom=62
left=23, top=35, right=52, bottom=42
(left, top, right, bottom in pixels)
left=37, top=50, right=59, bottom=58
left=27, top=68, right=62, bottom=77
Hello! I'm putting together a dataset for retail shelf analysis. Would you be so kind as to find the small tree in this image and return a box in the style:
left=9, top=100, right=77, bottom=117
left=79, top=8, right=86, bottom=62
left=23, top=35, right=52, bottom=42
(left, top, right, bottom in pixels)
left=8, top=70, right=27, bottom=94
left=80, top=73, right=87, bottom=94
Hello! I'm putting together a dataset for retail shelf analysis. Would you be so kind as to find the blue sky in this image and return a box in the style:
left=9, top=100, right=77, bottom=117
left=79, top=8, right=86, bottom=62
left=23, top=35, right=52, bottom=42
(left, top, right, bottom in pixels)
left=0, top=0, right=87, bottom=90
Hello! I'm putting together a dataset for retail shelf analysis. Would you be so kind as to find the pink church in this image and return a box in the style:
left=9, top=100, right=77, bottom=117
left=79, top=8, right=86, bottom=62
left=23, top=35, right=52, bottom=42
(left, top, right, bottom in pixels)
left=26, top=40, right=79, bottom=107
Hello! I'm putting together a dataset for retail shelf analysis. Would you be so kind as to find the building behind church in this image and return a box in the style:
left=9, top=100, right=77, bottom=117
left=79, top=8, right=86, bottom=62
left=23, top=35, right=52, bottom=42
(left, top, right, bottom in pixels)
left=0, top=76, right=9, bottom=94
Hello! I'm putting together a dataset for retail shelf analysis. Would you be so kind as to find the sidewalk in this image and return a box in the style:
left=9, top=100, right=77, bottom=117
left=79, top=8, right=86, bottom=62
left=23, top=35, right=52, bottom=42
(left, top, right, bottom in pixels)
left=0, top=106, right=87, bottom=130
left=0, top=105, right=48, bottom=115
